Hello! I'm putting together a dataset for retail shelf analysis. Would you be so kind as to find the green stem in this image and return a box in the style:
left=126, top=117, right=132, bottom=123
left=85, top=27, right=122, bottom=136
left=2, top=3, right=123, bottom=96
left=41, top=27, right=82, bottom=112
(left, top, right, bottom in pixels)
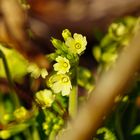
left=0, top=93, right=5, bottom=123
left=32, top=126, right=41, bottom=140
left=68, top=85, right=78, bottom=119
left=23, top=128, right=33, bottom=140
left=115, top=109, right=124, bottom=140
left=49, top=130, right=57, bottom=140
left=0, top=49, right=20, bottom=107
left=126, top=103, right=137, bottom=138
left=68, top=66, right=78, bottom=119
left=52, top=101, right=65, bottom=116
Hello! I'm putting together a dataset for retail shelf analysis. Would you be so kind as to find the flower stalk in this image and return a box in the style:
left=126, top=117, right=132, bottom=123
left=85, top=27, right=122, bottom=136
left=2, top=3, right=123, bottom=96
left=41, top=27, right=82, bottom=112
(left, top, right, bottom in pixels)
left=68, top=85, right=78, bottom=119
left=68, top=66, right=78, bottom=119
left=0, top=49, right=20, bottom=107
left=49, top=130, right=57, bottom=140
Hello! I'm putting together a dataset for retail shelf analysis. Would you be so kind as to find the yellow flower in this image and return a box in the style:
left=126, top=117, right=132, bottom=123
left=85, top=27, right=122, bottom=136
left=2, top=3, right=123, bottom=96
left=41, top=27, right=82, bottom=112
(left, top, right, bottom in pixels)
left=27, top=63, right=48, bottom=79
left=0, top=130, right=10, bottom=139
left=14, top=107, right=28, bottom=120
left=62, top=29, right=72, bottom=41
left=48, top=74, right=72, bottom=96
left=65, top=33, right=87, bottom=54
left=35, top=89, right=55, bottom=109
left=53, top=56, right=70, bottom=74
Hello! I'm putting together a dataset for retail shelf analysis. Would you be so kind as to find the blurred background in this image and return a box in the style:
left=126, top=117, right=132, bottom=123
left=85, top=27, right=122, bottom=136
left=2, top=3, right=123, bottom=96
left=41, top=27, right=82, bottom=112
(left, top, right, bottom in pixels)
left=1, top=0, right=140, bottom=68
left=25, top=0, right=140, bottom=67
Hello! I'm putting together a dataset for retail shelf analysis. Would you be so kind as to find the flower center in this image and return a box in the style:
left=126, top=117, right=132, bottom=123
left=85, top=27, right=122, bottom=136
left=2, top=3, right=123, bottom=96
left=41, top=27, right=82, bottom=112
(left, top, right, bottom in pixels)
left=62, top=77, right=69, bottom=83
left=75, top=43, right=81, bottom=49
left=63, top=62, right=68, bottom=68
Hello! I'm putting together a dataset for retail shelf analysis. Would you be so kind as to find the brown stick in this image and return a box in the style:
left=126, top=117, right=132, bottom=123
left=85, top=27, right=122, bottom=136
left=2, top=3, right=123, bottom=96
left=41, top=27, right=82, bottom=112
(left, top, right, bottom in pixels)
left=59, top=30, right=140, bottom=140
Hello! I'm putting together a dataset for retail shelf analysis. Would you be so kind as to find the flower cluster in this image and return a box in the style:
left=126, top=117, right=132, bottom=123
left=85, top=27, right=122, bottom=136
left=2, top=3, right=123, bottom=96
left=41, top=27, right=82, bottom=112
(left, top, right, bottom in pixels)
left=35, top=89, right=55, bottom=109
left=47, top=29, right=87, bottom=96
left=0, top=28, right=92, bottom=140
left=30, top=29, right=87, bottom=111
left=27, top=63, right=48, bottom=79
left=93, top=17, right=138, bottom=70
left=42, top=110, right=64, bottom=135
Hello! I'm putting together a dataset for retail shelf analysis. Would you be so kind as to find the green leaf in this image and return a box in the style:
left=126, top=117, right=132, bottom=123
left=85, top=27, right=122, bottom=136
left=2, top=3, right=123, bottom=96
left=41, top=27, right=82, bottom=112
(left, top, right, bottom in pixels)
left=9, top=123, right=30, bottom=134
left=0, top=45, right=28, bottom=79
left=97, top=127, right=117, bottom=140
left=132, top=125, right=140, bottom=135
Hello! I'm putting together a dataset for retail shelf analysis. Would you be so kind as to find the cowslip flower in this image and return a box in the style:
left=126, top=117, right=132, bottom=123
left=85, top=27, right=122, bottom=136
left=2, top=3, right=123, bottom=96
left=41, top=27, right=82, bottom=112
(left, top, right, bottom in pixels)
left=53, top=56, right=70, bottom=74
left=65, top=33, right=87, bottom=55
left=14, top=107, right=28, bottom=120
left=35, top=89, right=55, bottom=109
left=48, top=74, right=72, bottom=96
left=27, top=63, right=48, bottom=79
